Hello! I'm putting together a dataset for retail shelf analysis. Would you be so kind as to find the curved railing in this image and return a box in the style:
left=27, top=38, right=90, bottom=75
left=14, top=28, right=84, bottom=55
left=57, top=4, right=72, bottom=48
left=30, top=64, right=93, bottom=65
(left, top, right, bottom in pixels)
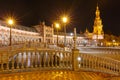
left=77, top=53, right=120, bottom=75
left=0, top=48, right=120, bottom=76
left=0, top=49, right=72, bottom=73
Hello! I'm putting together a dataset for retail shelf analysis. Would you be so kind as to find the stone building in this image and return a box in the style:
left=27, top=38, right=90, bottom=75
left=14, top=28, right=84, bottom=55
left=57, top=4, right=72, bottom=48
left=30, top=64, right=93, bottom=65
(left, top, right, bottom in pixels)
left=0, top=5, right=104, bottom=47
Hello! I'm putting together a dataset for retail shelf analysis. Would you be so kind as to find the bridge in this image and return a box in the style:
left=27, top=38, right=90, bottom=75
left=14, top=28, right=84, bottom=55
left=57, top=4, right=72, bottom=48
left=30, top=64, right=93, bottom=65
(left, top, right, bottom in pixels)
left=0, top=43, right=120, bottom=80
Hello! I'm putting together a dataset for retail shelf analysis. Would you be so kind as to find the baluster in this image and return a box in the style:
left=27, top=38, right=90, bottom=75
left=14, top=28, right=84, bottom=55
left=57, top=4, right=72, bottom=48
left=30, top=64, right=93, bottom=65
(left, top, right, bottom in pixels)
left=108, top=60, right=110, bottom=71
left=64, top=52, right=67, bottom=67
left=59, top=52, right=62, bottom=67
left=117, top=62, right=119, bottom=73
left=51, top=52, right=54, bottom=67
left=78, top=54, right=81, bottom=68
left=6, top=62, right=9, bottom=70
left=21, top=53, right=24, bottom=69
left=100, top=58, right=103, bottom=70
left=93, top=56, right=95, bottom=69
left=66, top=53, right=69, bottom=68
left=39, top=52, right=41, bottom=67
left=88, top=56, right=91, bottom=69
left=1, top=54, right=4, bottom=71
left=100, top=58, right=105, bottom=70
left=113, top=62, right=115, bottom=72
left=6, top=53, right=9, bottom=70
left=85, top=55, right=88, bottom=68
left=58, top=52, right=61, bottom=67
left=16, top=54, right=19, bottom=69
left=96, top=57, right=99, bottom=69
left=63, top=52, right=65, bottom=67
left=101, top=58, right=104, bottom=70
left=43, top=51, right=46, bottom=67
left=49, top=51, right=52, bottom=67
left=114, top=62, right=116, bottom=72
left=106, top=60, right=109, bottom=72
left=26, top=52, right=28, bottom=68
left=93, top=56, right=96, bottom=69
left=30, top=52, right=33, bottom=68
left=35, top=52, right=38, bottom=68
left=55, top=52, right=57, bottom=67
left=84, top=55, right=87, bottom=68
left=69, top=53, right=72, bottom=68
left=98, top=58, right=101, bottom=71
left=1, top=62, right=3, bottom=71
left=11, top=58, right=15, bottom=70
left=119, top=63, right=120, bottom=73
left=81, top=54, right=83, bottom=68
left=88, top=56, right=90, bottom=69
left=108, top=60, right=111, bottom=71
left=103, top=59, right=105, bottom=71
left=47, top=52, right=50, bottom=67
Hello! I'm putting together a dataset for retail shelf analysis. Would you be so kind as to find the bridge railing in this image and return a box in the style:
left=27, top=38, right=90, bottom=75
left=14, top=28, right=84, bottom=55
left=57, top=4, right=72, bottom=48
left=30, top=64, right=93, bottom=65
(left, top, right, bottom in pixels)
left=0, top=49, right=72, bottom=73
left=77, top=53, right=120, bottom=75
left=0, top=47, right=120, bottom=76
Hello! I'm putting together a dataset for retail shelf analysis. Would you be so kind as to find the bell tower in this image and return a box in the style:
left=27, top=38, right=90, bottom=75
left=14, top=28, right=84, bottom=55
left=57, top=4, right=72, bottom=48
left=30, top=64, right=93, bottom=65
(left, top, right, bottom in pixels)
left=93, top=5, right=104, bottom=39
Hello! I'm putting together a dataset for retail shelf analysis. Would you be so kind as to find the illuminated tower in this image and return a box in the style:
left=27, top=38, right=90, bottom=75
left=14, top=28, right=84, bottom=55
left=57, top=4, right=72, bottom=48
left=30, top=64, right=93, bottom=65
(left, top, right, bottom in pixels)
left=93, top=5, right=104, bottom=39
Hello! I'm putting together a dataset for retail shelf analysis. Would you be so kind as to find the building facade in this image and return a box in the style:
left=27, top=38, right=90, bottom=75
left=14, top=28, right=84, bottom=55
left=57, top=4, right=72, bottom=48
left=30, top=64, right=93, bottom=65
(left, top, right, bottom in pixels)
left=0, top=21, right=41, bottom=46
left=0, top=5, right=104, bottom=47
left=84, top=5, right=104, bottom=46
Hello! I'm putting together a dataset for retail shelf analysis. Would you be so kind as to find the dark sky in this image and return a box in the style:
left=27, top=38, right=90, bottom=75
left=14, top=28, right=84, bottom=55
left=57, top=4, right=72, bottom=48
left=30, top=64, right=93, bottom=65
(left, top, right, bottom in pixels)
left=0, top=0, right=120, bottom=35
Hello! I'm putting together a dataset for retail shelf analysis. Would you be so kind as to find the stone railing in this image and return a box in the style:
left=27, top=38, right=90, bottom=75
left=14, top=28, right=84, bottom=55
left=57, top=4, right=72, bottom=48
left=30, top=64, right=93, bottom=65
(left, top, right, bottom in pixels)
left=77, top=53, right=120, bottom=75
left=0, top=49, right=72, bottom=73
left=0, top=48, right=120, bottom=76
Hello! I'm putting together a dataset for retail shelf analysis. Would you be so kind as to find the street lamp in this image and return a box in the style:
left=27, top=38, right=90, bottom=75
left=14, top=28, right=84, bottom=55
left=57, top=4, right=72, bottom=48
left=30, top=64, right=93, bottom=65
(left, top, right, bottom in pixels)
left=7, top=19, right=14, bottom=46
left=55, top=23, right=60, bottom=45
left=62, top=16, right=68, bottom=47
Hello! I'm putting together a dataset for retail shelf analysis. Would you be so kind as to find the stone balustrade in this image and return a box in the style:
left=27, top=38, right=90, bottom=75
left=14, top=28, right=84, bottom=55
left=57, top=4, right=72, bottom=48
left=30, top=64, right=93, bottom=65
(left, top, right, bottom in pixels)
left=0, top=49, right=72, bottom=73
left=0, top=45, right=120, bottom=76
left=78, top=53, right=120, bottom=75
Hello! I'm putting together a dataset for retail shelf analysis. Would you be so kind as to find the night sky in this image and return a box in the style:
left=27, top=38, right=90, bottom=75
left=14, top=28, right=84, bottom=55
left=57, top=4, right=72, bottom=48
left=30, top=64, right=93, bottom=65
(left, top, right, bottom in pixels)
left=0, top=0, right=120, bottom=35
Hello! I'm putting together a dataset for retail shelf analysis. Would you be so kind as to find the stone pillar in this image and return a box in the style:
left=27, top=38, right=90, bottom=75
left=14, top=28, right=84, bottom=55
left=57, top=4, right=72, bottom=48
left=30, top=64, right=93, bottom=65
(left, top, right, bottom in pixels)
left=72, top=49, right=79, bottom=71
left=72, top=27, right=80, bottom=71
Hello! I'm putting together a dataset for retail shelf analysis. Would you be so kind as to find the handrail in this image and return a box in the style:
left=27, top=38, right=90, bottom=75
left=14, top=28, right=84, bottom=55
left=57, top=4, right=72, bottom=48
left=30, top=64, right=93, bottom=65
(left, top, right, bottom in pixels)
left=0, top=45, right=120, bottom=76
left=78, top=53, right=120, bottom=75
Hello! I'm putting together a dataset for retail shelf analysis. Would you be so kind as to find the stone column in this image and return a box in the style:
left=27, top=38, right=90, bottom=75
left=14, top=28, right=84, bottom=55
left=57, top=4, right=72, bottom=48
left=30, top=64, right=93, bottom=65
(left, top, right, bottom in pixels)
left=72, top=27, right=80, bottom=71
left=72, top=49, right=79, bottom=71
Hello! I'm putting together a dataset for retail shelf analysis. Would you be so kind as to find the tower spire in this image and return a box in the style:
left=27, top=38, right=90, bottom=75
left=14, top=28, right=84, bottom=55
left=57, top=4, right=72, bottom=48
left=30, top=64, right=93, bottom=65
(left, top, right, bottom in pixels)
left=85, top=28, right=89, bottom=33
left=93, top=4, right=104, bottom=37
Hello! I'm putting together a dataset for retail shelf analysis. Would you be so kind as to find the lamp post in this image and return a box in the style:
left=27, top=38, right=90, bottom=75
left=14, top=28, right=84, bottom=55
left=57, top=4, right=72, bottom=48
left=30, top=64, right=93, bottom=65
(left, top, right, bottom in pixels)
left=55, top=23, right=60, bottom=45
left=7, top=19, right=14, bottom=46
left=62, top=17, right=68, bottom=48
